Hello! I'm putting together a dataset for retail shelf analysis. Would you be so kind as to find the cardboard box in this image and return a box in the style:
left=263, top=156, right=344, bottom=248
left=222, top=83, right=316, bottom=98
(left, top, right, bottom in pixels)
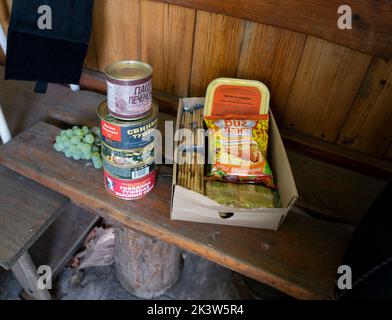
left=171, top=98, right=298, bottom=230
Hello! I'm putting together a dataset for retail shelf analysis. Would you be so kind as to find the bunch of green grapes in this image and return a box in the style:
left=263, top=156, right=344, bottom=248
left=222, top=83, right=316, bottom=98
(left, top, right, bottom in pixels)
left=53, top=126, right=103, bottom=169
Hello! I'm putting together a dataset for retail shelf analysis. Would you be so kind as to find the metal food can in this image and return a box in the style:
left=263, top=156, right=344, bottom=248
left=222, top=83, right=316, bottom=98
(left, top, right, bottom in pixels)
left=101, top=141, right=154, bottom=167
left=103, top=158, right=155, bottom=180
left=98, top=100, right=158, bottom=149
left=104, top=169, right=157, bottom=200
left=105, top=60, right=153, bottom=120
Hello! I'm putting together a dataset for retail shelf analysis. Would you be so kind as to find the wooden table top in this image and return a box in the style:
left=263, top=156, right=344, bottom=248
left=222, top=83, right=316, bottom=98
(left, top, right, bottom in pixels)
left=0, top=121, right=354, bottom=299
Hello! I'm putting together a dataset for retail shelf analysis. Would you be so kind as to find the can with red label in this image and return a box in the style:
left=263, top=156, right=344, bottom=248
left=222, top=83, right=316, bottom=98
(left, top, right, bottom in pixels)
left=97, top=100, right=158, bottom=149
left=105, top=61, right=153, bottom=120
left=103, top=169, right=157, bottom=200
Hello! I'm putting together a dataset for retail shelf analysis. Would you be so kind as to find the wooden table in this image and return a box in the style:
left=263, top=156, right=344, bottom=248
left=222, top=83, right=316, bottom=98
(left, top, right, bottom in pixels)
left=0, top=121, right=354, bottom=299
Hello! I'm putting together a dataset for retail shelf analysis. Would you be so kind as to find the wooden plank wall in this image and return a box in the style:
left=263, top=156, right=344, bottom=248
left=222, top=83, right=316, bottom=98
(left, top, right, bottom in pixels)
left=0, top=0, right=10, bottom=32
left=0, top=0, right=391, bottom=163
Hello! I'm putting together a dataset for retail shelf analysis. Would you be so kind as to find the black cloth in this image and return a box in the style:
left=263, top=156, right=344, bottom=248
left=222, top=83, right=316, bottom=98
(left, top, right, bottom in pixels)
left=336, top=182, right=392, bottom=299
left=5, top=0, right=94, bottom=91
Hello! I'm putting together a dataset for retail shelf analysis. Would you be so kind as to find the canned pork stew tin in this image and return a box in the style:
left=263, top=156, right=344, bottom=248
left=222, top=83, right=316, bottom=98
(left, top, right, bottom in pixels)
left=102, top=140, right=155, bottom=180
left=103, top=159, right=155, bottom=180
left=101, top=141, right=154, bottom=167
left=104, top=169, right=157, bottom=201
left=98, top=100, right=158, bottom=150
left=105, top=61, right=153, bottom=120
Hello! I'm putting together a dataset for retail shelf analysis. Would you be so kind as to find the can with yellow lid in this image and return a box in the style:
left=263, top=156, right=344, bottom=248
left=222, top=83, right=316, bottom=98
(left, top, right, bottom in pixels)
left=105, top=60, right=153, bottom=120
left=204, top=78, right=270, bottom=117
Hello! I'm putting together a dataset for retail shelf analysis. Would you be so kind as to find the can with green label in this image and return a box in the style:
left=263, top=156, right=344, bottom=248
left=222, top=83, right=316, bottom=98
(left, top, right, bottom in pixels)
left=103, top=158, right=155, bottom=180
left=101, top=141, right=154, bottom=168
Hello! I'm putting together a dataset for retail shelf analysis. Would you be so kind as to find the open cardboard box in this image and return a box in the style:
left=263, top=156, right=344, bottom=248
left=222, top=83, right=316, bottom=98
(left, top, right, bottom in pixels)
left=171, top=98, right=298, bottom=230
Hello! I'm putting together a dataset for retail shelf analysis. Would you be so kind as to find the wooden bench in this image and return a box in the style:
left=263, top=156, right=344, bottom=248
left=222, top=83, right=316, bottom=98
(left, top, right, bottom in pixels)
left=0, top=165, right=98, bottom=299
left=0, top=121, right=354, bottom=299
left=0, top=165, right=69, bottom=299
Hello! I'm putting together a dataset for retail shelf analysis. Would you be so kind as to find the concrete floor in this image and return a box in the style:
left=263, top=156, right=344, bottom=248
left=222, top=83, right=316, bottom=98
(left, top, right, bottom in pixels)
left=0, top=67, right=277, bottom=300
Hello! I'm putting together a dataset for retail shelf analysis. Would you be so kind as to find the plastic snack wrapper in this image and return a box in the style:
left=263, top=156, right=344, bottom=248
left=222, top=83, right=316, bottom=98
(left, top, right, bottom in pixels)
left=204, top=114, right=275, bottom=188
left=205, top=181, right=280, bottom=208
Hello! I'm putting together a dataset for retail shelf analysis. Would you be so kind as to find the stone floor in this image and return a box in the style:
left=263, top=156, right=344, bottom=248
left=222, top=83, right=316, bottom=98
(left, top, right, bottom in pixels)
left=1, top=251, right=259, bottom=300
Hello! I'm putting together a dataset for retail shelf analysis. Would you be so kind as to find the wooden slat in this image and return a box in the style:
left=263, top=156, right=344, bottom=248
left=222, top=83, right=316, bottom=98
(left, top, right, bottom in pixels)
left=237, top=22, right=306, bottom=123
left=92, top=0, right=141, bottom=71
left=162, top=0, right=392, bottom=58
left=0, top=121, right=354, bottom=300
left=282, top=37, right=372, bottom=142
left=0, top=46, right=4, bottom=64
left=0, top=0, right=10, bottom=64
left=287, top=150, right=387, bottom=225
left=190, top=11, right=246, bottom=96
left=3, top=0, right=11, bottom=12
left=384, top=143, right=392, bottom=161
left=140, top=1, right=195, bottom=97
left=84, top=32, right=98, bottom=71
left=280, top=126, right=392, bottom=180
left=30, top=204, right=99, bottom=278
left=11, top=253, right=51, bottom=300
left=337, top=57, right=392, bottom=157
left=0, top=0, right=10, bottom=33
left=0, top=166, right=69, bottom=269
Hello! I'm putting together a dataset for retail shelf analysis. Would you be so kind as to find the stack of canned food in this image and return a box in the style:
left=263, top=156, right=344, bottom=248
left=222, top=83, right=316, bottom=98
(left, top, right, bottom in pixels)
left=97, top=61, right=159, bottom=200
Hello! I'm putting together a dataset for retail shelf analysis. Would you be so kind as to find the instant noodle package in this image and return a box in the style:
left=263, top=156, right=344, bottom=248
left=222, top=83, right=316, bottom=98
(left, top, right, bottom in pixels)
left=204, top=78, right=275, bottom=188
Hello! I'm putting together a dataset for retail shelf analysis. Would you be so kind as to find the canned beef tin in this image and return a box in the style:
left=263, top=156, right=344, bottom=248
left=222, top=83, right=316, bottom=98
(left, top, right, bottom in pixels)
left=98, top=100, right=158, bottom=149
left=104, top=169, right=157, bottom=200
left=105, top=61, right=153, bottom=120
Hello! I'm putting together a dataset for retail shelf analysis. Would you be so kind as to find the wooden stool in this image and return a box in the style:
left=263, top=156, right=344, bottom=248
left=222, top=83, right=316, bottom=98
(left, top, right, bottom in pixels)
left=114, top=227, right=181, bottom=299
left=0, top=165, right=99, bottom=299
left=0, top=166, right=69, bottom=299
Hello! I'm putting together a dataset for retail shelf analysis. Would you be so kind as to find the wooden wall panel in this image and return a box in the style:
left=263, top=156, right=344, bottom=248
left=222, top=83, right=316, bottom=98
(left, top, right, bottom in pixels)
left=163, top=0, right=392, bottom=59
left=237, top=22, right=306, bottom=123
left=337, top=58, right=392, bottom=157
left=0, top=0, right=11, bottom=33
left=84, top=33, right=98, bottom=70
left=282, top=37, right=372, bottom=142
left=384, top=143, right=392, bottom=161
left=140, top=1, right=195, bottom=97
left=92, top=0, right=141, bottom=72
left=190, top=11, right=246, bottom=96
